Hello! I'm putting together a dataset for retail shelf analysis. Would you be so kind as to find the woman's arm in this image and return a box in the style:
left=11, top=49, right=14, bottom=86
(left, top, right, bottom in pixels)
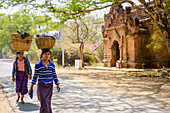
left=52, top=64, right=59, bottom=85
left=32, top=64, right=39, bottom=84
left=12, top=61, right=16, bottom=77
left=12, top=61, right=16, bottom=82
left=26, top=58, right=32, bottom=80
left=29, top=63, right=39, bottom=94
left=28, top=83, right=34, bottom=95
left=57, top=83, right=60, bottom=92
left=26, top=58, right=32, bottom=75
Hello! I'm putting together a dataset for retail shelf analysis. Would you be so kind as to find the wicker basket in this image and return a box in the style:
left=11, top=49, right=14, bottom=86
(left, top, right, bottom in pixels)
left=10, top=34, right=32, bottom=51
left=35, top=36, right=56, bottom=49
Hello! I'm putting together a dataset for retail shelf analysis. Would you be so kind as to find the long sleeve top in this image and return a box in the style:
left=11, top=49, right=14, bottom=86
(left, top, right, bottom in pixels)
left=32, top=60, right=59, bottom=85
left=12, top=57, right=32, bottom=77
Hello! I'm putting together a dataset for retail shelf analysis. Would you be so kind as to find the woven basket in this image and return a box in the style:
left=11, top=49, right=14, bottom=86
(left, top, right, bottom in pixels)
left=35, top=36, right=56, bottom=49
left=10, top=34, right=32, bottom=51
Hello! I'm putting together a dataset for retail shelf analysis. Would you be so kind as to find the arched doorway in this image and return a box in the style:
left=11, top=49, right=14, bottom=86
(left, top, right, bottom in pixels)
left=111, top=41, right=120, bottom=66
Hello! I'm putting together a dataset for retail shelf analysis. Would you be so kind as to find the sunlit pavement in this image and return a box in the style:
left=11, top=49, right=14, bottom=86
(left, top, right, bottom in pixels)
left=0, top=60, right=169, bottom=113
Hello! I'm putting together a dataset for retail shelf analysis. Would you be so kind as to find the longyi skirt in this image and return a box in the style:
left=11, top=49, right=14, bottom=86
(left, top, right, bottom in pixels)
left=37, top=81, right=53, bottom=113
left=16, top=71, right=28, bottom=95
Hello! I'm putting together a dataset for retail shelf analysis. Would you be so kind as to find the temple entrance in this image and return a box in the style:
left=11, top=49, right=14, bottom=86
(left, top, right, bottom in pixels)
left=111, top=41, right=120, bottom=66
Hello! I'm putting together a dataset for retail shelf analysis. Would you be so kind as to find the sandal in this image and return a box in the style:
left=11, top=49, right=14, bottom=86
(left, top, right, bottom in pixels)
left=21, top=100, right=25, bottom=104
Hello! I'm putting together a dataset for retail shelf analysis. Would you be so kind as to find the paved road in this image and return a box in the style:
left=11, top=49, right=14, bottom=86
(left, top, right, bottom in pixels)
left=0, top=60, right=169, bottom=113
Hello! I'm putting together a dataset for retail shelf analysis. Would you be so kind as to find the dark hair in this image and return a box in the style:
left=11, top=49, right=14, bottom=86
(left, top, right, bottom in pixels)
left=17, top=51, right=24, bottom=54
left=40, top=49, right=51, bottom=59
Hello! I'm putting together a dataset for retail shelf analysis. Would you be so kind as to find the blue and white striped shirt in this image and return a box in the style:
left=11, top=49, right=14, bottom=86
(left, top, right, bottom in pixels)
left=32, top=60, right=59, bottom=85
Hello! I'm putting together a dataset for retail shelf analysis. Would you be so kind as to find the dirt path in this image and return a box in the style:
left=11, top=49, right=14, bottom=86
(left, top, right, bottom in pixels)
left=0, top=68, right=170, bottom=112
left=0, top=85, right=13, bottom=113
left=57, top=68, right=170, bottom=109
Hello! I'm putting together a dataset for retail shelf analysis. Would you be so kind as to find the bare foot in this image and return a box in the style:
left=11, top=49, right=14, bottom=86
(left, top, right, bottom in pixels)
left=16, top=98, right=19, bottom=103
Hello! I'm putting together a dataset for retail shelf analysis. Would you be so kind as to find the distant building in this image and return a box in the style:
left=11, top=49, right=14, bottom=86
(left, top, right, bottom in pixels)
left=102, top=5, right=170, bottom=68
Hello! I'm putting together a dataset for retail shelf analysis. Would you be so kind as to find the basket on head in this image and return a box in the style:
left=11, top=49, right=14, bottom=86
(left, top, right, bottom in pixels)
left=35, top=36, right=56, bottom=49
left=10, top=34, right=32, bottom=51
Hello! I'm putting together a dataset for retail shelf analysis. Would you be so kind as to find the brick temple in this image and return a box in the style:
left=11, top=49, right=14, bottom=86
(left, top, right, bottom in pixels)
left=102, top=5, right=170, bottom=68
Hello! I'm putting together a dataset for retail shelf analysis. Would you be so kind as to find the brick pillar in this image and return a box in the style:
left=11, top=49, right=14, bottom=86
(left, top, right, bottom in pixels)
left=102, top=38, right=108, bottom=67
left=119, top=45, right=123, bottom=62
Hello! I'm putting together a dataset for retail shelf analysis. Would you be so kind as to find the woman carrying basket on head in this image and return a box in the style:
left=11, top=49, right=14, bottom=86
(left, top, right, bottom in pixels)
left=12, top=51, right=32, bottom=104
left=29, top=49, right=60, bottom=113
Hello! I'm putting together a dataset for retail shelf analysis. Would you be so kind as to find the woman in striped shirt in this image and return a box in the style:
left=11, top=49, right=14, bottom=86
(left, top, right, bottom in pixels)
left=29, top=49, right=60, bottom=113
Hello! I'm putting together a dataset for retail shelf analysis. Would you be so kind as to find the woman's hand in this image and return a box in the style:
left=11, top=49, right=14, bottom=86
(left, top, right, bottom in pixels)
left=28, top=84, right=34, bottom=95
left=28, top=87, right=33, bottom=95
left=28, top=75, right=32, bottom=80
left=12, top=76, right=15, bottom=82
left=57, top=83, right=60, bottom=92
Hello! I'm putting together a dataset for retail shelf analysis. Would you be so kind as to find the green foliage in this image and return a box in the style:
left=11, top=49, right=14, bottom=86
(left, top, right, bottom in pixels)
left=1, top=0, right=169, bottom=54
left=0, top=0, right=115, bottom=23
left=142, top=63, right=145, bottom=69
left=0, top=9, right=60, bottom=60
left=146, top=22, right=165, bottom=50
left=163, top=0, right=170, bottom=10
left=0, top=10, right=34, bottom=49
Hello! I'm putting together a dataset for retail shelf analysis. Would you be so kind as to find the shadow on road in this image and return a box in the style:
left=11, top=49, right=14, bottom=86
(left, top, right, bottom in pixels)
left=58, top=69, right=170, bottom=110
left=17, top=102, right=39, bottom=111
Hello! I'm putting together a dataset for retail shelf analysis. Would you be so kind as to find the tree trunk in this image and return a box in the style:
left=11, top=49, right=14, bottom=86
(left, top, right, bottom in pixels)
left=79, top=42, right=84, bottom=67
left=159, top=27, right=170, bottom=54
left=166, top=39, right=170, bottom=54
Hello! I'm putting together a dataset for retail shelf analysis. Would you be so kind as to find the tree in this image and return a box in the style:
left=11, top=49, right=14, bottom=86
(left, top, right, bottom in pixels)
left=63, top=16, right=103, bottom=65
left=0, top=10, right=35, bottom=58
left=0, top=9, right=59, bottom=59
left=0, top=0, right=169, bottom=54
